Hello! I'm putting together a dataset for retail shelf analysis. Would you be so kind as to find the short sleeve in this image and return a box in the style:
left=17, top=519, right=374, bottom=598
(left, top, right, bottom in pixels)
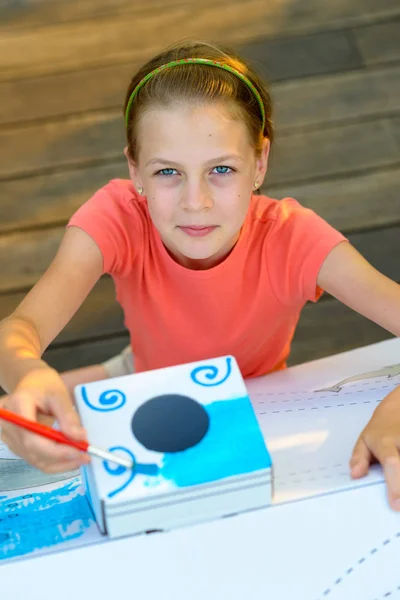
left=266, top=198, right=348, bottom=305
left=67, top=180, right=141, bottom=278
left=103, top=345, right=134, bottom=377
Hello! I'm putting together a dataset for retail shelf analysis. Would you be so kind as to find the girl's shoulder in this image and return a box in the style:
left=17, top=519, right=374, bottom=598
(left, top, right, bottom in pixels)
left=247, top=193, right=345, bottom=253
left=89, top=178, right=149, bottom=220
left=70, top=177, right=153, bottom=237
left=248, top=193, right=308, bottom=227
left=68, top=179, right=150, bottom=278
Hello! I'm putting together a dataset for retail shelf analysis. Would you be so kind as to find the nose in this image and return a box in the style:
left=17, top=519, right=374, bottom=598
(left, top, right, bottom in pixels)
left=179, top=178, right=213, bottom=212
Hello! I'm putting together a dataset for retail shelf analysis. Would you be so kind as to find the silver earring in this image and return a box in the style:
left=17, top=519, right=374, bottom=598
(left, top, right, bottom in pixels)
left=137, top=186, right=143, bottom=195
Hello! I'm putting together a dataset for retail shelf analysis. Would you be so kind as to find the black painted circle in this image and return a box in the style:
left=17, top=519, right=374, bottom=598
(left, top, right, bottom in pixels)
left=131, top=394, right=209, bottom=453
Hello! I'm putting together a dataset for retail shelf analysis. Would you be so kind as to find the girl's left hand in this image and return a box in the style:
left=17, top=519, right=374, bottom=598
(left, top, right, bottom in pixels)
left=350, top=387, right=400, bottom=511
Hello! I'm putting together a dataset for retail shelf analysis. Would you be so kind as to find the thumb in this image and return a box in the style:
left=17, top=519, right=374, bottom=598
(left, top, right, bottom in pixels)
left=349, top=436, right=371, bottom=479
left=47, top=394, right=86, bottom=441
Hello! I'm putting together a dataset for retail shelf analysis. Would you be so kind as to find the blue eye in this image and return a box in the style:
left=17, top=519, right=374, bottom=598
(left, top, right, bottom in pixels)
left=157, top=168, right=177, bottom=176
left=212, top=166, right=233, bottom=175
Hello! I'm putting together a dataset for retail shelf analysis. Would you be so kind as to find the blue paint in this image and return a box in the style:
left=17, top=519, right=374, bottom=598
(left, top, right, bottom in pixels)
left=161, top=396, right=271, bottom=487
left=0, top=478, right=95, bottom=561
left=81, top=386, right=126, bottom=412
left=190, top=357, right=232, bottom=387
left=135, top=463, right=160, bottom=477
left=104, top=447, right=159, bottom=498
left=100, top=396, right=270, bottom=497
left=104, top=446, right=136, bottom=498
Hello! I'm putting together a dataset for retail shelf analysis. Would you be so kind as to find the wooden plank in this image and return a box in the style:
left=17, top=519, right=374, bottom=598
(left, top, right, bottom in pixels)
left=265, top=167, right=400, bottom=232
left=2, top=114, right=400, bottom=185
left=0, top=161, right=126, bottom=233
left=1, top=0, right=178, bottom=29
left=272, top=64, right=400, bottom=132
left=2, top=1, right=396, bottom=81
left=43, top=335, right=130, bottom=374
left=347, top=226, right=400, bottom=280
left=289, top=297, right=395, bottom=366
left=0, top=6, right=189, bottom=79
left=240, top=29, right=362, bottom=83
left=0, top=64, right=132, bottom=126
left=3, top=0, right=400, bottom=31
left=2, top=163, right=400, bottom=235
left=268, top=118, right=400, bottom=186
left=0, top=278, right=124, bottom=343
left=0, top=227, right=63, bottom=292
left=0, top=112, right=125, bottom=180
left=354, top=18, right=400, bottom=65
left=390, top=117, right=400, bottom=149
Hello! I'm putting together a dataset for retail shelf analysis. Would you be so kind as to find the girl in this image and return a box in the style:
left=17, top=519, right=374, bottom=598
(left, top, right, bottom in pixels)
left=0, top=40, right=399, bottom=508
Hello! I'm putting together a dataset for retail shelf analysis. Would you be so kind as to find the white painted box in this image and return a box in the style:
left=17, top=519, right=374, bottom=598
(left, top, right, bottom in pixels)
left=74, top=355, right=272, bottom=538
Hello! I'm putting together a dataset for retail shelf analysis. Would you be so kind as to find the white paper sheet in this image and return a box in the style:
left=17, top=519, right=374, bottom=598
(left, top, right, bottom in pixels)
left=1, top=482, right=399, bottom=600
left=247, top=365, right=400, bottom=502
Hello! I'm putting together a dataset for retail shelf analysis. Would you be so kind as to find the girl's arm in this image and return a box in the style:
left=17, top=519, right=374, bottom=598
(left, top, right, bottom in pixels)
left=61, top=364, right=110, bottom=397
left=317, top=242, right=400, bottom=338
left=0, top=226, right=104, bottom=473
left=317, top=241, right=400, bottom=510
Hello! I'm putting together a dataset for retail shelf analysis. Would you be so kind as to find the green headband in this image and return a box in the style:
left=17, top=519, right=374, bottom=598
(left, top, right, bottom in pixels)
left=124, top=57, right=266, bottom=133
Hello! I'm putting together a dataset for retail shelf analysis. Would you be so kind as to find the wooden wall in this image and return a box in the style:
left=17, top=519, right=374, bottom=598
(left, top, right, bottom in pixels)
left=0, top=0, right=399, bottom=374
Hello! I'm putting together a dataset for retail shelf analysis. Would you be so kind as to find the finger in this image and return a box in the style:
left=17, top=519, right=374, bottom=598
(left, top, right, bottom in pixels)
left=350, top=437, right=372, bottom=478
left=382, top=454, right=400, bottom=511
left=0, top=393, right=36, bottom=454
left=2, top=392, right=88, bottom=469
left=365, top=439, right=400, bottom=511
left=2, top=425, right=85, bottom=469
left=6, top=390, right=38, bottom=419
left=25, top=433, right=87, bottom=464
left=46, top=394, right=86, bottom=440
left=384, top=457, right=400, bottom=511
left=37, top=456, right=90, bottom=475
left=0, top=392, right=61, bottom=458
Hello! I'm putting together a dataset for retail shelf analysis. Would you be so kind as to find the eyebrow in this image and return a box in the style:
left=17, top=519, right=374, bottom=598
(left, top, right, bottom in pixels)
left=145, top=154, right=245, bottom=168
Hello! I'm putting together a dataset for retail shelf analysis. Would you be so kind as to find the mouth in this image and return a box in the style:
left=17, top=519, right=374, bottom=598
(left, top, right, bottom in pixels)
left=178, top=225, right=218, bottom=237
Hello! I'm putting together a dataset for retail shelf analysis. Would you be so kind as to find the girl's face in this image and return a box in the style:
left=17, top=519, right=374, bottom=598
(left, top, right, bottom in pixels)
left=127, top=102, right=269, bottom=270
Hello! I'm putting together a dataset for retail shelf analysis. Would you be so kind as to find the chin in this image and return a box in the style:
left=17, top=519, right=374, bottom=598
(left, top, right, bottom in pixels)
left=180, top=245, right=217, bottom=261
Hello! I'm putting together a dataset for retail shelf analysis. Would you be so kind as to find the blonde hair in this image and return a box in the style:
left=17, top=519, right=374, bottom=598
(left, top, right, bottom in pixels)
left=124, top=40, right=274, bottom=161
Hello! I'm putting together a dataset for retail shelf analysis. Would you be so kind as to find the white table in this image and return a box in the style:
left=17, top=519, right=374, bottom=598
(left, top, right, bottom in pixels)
left=1, top=338, right=400, bottom=600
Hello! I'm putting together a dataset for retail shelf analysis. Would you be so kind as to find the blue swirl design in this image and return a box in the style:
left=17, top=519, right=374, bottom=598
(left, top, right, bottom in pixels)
left=81, top=386, right=126, bottom=412
left=190, top=357, right=232, bottom=387
left=103, top=446, right=159, bottom=499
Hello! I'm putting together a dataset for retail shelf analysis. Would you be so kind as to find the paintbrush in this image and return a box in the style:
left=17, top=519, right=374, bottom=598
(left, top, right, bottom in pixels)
left=0, top=406, right=133, bottom=469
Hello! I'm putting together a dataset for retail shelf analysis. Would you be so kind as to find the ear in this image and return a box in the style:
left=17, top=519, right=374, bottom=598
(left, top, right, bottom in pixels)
left=254, top=138, right=271, bottom=186
left=124, top=146, right=143, bottom=190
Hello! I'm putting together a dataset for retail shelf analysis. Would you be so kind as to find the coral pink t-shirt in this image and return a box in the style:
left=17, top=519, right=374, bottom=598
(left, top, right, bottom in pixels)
left=68, top=179, right=347, bottom=378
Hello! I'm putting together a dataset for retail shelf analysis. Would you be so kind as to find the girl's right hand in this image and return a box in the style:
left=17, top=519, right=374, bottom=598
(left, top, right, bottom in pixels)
left=0, top=366, right=90, bottom=473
